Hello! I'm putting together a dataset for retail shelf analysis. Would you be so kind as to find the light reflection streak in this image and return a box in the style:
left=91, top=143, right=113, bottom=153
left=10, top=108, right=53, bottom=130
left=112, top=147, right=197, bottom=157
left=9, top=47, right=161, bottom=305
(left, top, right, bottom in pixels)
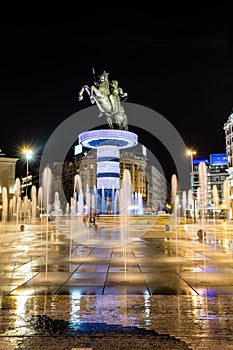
left=14, top=295, right=29, bottom=328
left=143, top=292, right=151, bottom=326
left=70, top=291, right=82, bottom=324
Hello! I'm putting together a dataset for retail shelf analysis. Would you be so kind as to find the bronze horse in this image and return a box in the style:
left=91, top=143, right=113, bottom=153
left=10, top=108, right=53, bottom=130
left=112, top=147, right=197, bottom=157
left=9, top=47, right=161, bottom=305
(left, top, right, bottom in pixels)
left=78, top=71, right=128, bottom=130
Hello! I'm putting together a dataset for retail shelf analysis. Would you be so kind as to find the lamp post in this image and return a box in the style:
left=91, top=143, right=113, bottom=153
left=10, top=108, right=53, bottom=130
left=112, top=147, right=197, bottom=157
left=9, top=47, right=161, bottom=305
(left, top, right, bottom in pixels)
left=23, top=148, right=33, bottom=197
left=187, top=149, right=196, bottom=222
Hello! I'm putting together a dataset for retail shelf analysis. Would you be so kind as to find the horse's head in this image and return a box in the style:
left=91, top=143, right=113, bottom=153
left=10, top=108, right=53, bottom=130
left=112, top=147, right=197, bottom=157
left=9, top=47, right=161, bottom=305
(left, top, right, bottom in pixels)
left=111, top=80, right=118, bottom=88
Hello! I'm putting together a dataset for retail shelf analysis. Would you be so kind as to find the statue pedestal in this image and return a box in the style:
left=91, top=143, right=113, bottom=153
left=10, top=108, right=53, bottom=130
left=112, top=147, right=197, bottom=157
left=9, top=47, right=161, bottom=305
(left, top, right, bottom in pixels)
left=79, top=129, right=138, bottom=190
left=79, top=129, right=138, bottom=213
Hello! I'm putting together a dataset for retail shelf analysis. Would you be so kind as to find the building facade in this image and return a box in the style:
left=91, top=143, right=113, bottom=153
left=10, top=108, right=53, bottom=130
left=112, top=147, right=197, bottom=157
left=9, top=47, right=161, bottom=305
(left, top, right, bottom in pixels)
left=223, top=111, right=233, bottom=215
left=224, top=112, right=233, bottom=168
left=146, top=165, right=167, bottom=211
left=192, top=156, right=228, bottom=217
left=59, top=144, right=167, bottom=211
left=0, top=152, right=18, bottom=202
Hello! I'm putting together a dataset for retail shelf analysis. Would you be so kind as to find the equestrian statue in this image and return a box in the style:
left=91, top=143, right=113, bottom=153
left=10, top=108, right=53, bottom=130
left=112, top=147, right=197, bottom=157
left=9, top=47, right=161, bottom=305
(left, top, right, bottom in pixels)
left=78, top=69, right=128, bottom=130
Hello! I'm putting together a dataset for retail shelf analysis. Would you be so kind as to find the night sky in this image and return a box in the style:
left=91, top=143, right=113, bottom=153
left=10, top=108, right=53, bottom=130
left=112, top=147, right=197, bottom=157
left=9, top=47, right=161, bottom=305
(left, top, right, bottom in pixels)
left=1, top=5, right=232, bottom=181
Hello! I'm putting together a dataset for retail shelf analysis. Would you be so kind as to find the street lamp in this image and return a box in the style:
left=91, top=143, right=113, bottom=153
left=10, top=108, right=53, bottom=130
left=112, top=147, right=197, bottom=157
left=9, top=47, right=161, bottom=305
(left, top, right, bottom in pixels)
left=187, top=149, right=197, bottom=222
left=23, top=148, right=33, bottom=197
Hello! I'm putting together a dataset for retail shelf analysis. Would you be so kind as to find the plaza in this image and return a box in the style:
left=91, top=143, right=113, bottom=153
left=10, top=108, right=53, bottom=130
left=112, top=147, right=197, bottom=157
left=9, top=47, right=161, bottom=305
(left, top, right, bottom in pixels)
left=1, top=218, right=233, bottom=349
left=1, top=6, right=233, bottom=349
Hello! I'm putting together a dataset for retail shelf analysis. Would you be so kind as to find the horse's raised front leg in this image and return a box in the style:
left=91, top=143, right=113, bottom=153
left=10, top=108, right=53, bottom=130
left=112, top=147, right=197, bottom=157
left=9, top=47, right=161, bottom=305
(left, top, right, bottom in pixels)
left=78, top=85, right=90, bottom=101
left=78, top=86, right=85, bottom=101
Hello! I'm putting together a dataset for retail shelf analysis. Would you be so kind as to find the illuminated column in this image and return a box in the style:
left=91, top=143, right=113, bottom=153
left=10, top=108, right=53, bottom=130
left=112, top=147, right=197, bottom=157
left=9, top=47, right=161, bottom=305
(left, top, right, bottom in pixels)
left=96, top=145, right=120, bottom=190
left=79, top=129, right=138, bottom=214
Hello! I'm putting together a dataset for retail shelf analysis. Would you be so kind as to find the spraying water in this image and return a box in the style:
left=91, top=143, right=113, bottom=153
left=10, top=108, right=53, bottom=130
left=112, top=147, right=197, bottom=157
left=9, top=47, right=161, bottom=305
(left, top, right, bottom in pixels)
left=31, top=185, right=37, bottom=220
left=2, top=187, right=8, bottom=225
left=42, top=166, right=53, bottom=279
left=14, top=178, right=21, bottom=226
left=182, top=191, right=187, bottom=219
left=198, top=162, right=208, bottom=223
left=73, top=174, right=84, bottom=215
left=223, top=179, right=231, bottom=219
left=120, top=169, right=132, bottom=281
left=171, top=174, right=178, bottom=208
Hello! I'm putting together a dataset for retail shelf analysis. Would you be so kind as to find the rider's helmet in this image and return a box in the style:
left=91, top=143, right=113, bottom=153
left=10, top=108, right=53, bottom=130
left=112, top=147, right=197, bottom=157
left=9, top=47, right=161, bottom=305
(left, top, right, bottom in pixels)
left=99, top=71, right=109, bottom=81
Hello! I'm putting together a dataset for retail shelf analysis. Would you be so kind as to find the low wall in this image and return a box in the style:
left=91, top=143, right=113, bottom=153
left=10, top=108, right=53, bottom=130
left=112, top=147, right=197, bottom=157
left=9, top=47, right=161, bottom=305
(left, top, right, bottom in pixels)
left=95, top=214, right=172, bottom=225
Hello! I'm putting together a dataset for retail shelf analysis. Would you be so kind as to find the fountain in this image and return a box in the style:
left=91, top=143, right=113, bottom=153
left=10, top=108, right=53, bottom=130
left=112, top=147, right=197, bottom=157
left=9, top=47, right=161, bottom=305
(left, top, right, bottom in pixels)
left=31, top=185, right=37, bottom=221
left=182, top=190, right=187, bottom=221
left=42, top=166, right=53, bottom=278
left=184, top=161, right=209, bottom=240
left=48, top=70, right=171, bottom=258
left=54, top=162, right=150, bottom=249
left=0, top=70, right=174, bottom=288
left=223, top=179, right=231, bottom=219
left=198, top=161, right=208, bottom=223
left=1, top=187, right=8, bottom=239
left=167, top=173, right=180, bottom=231
left=120, top=169, right=132, bottom=281
left=187, top=189, right=193, bottom=218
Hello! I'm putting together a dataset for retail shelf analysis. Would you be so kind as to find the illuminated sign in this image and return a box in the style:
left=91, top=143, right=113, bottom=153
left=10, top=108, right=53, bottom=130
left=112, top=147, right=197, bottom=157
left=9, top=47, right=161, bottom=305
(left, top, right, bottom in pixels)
left=193, top=158, right=209, bottom=165
left=209, top=153, right=227, bottom=166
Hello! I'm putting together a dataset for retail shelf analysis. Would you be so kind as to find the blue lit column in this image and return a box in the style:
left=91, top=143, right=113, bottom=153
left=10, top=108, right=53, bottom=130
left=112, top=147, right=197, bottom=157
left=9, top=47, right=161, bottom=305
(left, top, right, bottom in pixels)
left=96, top=145, right=120, bottom=190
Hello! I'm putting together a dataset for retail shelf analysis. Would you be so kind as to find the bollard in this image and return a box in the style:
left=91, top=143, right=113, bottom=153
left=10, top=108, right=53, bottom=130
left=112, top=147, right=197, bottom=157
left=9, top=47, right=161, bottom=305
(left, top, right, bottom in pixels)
left=19, top=224, right=25, bottom=232
left=197, top=229, right=206, bottom=241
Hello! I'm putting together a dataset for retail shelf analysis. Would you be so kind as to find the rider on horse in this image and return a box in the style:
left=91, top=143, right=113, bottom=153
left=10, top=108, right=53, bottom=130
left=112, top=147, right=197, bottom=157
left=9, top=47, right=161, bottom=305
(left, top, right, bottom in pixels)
left=78, top=70, right=128, bottom=130
left=94, top=71, right=127, bottom=116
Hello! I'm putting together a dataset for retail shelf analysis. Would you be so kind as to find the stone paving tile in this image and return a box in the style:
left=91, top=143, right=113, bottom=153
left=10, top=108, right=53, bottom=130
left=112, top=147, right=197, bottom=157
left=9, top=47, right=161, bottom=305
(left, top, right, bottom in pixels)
left=0, top=294, right=233, bottom=349
left=1, top=223, right=233, bottom=348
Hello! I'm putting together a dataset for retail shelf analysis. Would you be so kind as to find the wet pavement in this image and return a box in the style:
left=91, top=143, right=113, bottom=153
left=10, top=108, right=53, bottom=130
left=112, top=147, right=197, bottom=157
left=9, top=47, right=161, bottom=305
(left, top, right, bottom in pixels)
left=1, top=219, right=233, bottom=349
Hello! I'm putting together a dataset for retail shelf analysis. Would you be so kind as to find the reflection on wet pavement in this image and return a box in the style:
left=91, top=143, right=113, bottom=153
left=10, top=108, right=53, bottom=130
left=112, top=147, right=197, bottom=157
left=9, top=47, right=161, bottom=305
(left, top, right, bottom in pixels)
left=0, top=222, right=198, bottom=297
left=1, top=221, right=233, bottom=348
left=7, top=316, right=190, bottom=350
left=1, top=294, right=233, bottom=349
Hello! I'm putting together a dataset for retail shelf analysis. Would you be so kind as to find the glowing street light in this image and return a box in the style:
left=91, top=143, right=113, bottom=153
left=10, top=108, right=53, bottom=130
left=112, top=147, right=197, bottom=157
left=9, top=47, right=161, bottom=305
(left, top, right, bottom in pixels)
left=187, top=149, right=197, bottom=222
left=23, top=148, right=33, bottom=197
